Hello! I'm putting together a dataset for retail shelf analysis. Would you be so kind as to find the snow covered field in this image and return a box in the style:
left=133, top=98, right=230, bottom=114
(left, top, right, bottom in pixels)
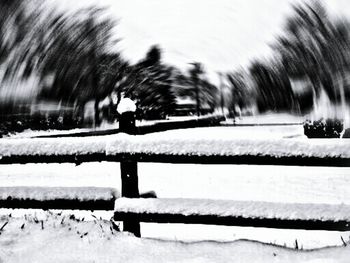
left=224, top=112, right=304, bottom=125
left=1, top=123, right=350, bottom=261
left=1, top=161, right=350, bottom=249
left=1, top=212, right=349, bottom=263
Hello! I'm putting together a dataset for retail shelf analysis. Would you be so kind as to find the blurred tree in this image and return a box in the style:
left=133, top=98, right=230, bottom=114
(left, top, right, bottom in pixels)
left=36, top=6, right=123, bottom=125
left=0, top=0, right=47, bottom=116
left=0, top=1, right=126, bottom=126
left=172, top=63, right=218, bottom=116
left=189, top=62, right=203, bottom=117
left=328, top=18, right=350, bottom=104
left=0, top=0, right=23, bottom=65
left=118, top=45, right=177, bottom=119
left=226, top=70, right=253, bottom=116
left=0, top=0, right=43, bottom=81
left=95, top=53, right=130, bottom=122
left=142, top=45, right=162, bottom=67
left=249, top=60, right=295, bottom=113
left=274, top=1, right=350, bottom=106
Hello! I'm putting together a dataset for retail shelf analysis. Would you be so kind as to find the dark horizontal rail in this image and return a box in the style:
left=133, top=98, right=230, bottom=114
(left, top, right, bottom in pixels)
left=0, top=198, right=115, bottom=210
left=35, top=129, right=120, bottom=138
left=114, top=212, right=350, bottom=231
left=0, top=153, right=349, bottom=167
left=114, top=153, right=350, bottom=167
left=0, top=153, right=107, bottom=165
left=137, top=116, right=225, bottom=135
left=33, top=115, right=225, bottom=138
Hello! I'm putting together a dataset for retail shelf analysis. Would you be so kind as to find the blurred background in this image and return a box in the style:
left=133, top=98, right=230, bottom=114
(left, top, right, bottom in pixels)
left=0, top=0, right=350, bottom=135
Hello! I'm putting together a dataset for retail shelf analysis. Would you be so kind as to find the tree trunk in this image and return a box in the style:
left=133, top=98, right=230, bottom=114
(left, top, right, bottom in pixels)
left=195, top=80, right=200, bottom=117
left=74, top=101, right=85, bottom=128
left=309, top=75, right=322, bottom=110
left=94, top=98, right=100, bottom=127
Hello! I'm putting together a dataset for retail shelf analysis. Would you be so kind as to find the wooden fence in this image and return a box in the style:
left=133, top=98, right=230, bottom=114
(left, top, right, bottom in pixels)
left=0, top=111, right=350, bottom=238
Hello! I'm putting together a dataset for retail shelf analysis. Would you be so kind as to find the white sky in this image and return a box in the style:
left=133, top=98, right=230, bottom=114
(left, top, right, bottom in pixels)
left=50, top=0, right=350, bottom=83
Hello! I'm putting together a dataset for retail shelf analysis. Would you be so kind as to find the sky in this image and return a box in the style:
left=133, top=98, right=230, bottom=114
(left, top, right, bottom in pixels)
left=51, top=0, right=350, bottom=84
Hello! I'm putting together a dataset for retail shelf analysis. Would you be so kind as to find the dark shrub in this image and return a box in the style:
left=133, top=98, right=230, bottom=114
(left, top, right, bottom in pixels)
left=304, top=118, right=344, bottom=138
left=343, top=128, right=350, bottom=138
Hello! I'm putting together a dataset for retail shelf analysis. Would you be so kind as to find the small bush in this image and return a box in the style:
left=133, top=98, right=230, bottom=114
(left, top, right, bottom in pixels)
left=0, top=113, right=83, bottom=137
left=304, top=118, right=344, bottom=138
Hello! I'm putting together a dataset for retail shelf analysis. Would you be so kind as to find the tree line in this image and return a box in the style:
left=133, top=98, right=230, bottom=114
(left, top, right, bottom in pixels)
left=0, top=0, right=219, bottom=127
left=226, top=1, right=350, bottom=117
left=1, top=0, right=349, bottom=128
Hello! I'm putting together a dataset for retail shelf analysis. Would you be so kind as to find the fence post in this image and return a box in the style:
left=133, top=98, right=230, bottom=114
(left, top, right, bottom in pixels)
left=118, top=98, right=140, bottom=237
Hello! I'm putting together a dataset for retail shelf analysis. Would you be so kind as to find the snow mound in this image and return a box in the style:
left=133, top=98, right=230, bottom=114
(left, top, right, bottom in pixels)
left=117, top=98, right=136, bottom=114
left=0, top=212, right=349, bottom=262
left=0, top=187, right=119, bottom=201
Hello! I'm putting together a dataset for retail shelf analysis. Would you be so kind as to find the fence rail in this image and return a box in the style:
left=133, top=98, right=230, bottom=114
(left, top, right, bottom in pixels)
left=0, top=198, right=115, bottom=210
left=114, top=210, right=350, bottom=231
left=0, top=152, right=349, bottom=167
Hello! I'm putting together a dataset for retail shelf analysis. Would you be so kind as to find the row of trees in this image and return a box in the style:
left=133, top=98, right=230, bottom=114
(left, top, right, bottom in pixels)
left=226, top=1, right=350, bottom=116
left=0, top=0, right=220, bottom=126
left=5, top=0, right=346, bottom=124
left=0, top=0, right=130, bottom=124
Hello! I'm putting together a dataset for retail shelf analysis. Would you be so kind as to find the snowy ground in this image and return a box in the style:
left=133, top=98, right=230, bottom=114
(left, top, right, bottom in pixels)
left=1, top=161, right=350, bottom=250
left=1, top=212, right=349, bottom=263
left=224, top=112, right=304, bottom=125
left=1, top=120, right=349, bottom=261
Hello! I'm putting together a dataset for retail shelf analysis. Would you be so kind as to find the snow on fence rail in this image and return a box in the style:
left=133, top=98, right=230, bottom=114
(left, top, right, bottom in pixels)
left=1, top=111, right=350, bottom=237
left=0, top=133, right=350, bottom=166
left=0, top=187, right=118, bottom=210
left=114, top=198, right=350, bottom=231
left=0, top=186, right=118, bottom=201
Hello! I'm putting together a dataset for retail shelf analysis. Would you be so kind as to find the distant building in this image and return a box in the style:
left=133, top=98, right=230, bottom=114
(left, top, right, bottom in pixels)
left=172, top=97, right=212, bottom=116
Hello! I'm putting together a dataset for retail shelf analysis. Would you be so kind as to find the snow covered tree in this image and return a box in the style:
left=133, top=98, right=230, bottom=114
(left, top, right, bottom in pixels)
left=120, top=45, right=177, bottom=119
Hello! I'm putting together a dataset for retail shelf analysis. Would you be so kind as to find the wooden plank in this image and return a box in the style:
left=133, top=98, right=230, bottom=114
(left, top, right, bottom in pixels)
left=0, top=186, right=118, bottom=210
left=0, top=153, right=107, bottom=165
left=0, top=153, right=349, bottom=167
left=34, top=129, right=120, bottom=138
left=119, top=110, right=141, bottom=237
left=136, top=115, right=225, bottom=135
left=109, top=153, right=350, bottom=167
left=120, top=161, right=140, bottom=237
left=0, top=198, right=115, bottom=210
left=114, top=198, right=350, bottom=232
left=120, top=161, right=139, bottom=198
left=114, top=212, right=350, bottom=231
left=31, top=115, right=224, bottom=138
